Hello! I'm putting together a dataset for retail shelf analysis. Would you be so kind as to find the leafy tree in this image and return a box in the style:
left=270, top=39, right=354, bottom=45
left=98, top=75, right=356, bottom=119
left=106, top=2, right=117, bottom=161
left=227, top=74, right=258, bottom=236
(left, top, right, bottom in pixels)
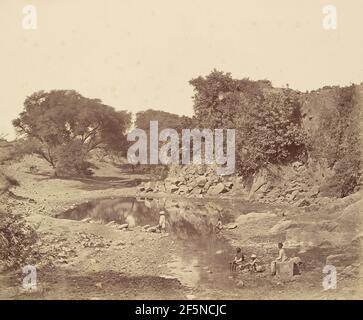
left=236, top=90, right=306, bottom=175
left=135, top=109, right=191, bottom=133
left=13, top=90, right=131, bottom=175
left=134, top=109, right=193, bottom=168
left=189, top=70, right=306, bottom=176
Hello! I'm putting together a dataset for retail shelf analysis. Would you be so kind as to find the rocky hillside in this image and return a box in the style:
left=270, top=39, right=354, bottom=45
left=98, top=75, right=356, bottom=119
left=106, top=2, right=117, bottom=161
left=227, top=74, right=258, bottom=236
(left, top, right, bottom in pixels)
left=139, top=84, right=363, bottom=206
left=137, top=164, right=235, bottom=197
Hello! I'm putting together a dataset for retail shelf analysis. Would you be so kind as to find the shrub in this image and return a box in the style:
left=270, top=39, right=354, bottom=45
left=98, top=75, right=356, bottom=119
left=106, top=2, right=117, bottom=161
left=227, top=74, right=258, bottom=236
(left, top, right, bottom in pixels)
left=0, top=208, right=38, bottom=269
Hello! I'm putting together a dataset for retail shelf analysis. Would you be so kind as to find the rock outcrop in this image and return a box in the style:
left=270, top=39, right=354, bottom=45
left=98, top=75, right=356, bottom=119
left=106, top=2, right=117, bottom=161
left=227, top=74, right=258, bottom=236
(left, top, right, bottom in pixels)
left=137, top=164, right=235, bottom=197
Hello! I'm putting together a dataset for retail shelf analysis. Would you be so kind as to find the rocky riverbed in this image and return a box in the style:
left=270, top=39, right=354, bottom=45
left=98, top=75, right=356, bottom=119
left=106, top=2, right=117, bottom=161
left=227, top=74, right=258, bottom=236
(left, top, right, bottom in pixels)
left=1, top=156, right=362, bottom=299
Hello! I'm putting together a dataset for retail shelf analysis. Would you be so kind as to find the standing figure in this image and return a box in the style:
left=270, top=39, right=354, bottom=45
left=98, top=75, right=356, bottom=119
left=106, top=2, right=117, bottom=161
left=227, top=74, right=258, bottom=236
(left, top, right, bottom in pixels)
left=158, top=210, right=166, bottom=232
left=215, top=217, right=223, bottom=234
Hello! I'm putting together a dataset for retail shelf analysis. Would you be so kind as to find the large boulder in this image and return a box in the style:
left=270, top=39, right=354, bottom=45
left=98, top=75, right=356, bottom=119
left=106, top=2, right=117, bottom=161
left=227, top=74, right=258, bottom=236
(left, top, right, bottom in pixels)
left=178, top=185, right=188, bottom=195
left=295, top=198, right=311, bottom=207
left=144, top=182, right=154, bottom=192
left=210, top=183, right=226, bottom=195
left=326, top=253, right=359, bottom=267
left=165, top=183, right=179, bottom=193
left=191, top=187, right=202, bottom=195
left=196, top=176, right=207, bottom=187
left=269, top=220, right=294, bottom=234
left=285, top=226, right=352, bottom=249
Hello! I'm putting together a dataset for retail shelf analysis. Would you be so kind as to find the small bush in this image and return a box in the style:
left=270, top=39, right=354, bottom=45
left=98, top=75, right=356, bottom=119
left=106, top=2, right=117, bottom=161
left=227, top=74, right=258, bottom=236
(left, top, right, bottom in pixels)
left=0, top=209, right=38, bottom=269
left=55, top=141, right=95, bottom=176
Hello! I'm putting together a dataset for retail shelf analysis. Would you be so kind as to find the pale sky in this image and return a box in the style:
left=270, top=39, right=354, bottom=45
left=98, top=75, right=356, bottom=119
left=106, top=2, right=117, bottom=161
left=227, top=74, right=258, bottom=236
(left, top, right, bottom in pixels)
left=1, top=0, right=363, bottom=139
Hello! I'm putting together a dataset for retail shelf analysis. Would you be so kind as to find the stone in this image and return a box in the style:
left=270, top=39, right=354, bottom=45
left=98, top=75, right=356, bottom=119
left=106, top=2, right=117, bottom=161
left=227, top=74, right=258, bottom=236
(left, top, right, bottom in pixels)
left=236, top=280, right=244, bottom=287
left=326, top=253, right=358, bottom=267
left=309, top=186, right=320, bottom=197
left=340, top=265, right=359, bottom=278
left=191, top=187, right=202, bottom=195
left=269, top=220, right=293, bottom=234
left=292, top=161, right=303, bottom=169
left=158, top=183, right=166, bottom=193
left=351, top=233, right=363, bottom=245
left=225, top=223, right=237, bottom=230
left=166, top=183, right=179, bottom=193
left=196, top=176, right=207, bottom=187
left=203, top=181, right=212, bottom=192
left=146, top=226, right=158, bottom=233
left=144, top=182, right=153, bottom=192
left=235, top=211, right=276, bottom=225
left=275, top=261, right=294, bottom=278
left=211, top=183, right=226, bottom=195
left=224, top=181, right=233, bottom=189
left=295, top=198, right=310, bottom=207
left=178, top=185, right=188, bottom=195
left=118, top=223, right=129, bottom=230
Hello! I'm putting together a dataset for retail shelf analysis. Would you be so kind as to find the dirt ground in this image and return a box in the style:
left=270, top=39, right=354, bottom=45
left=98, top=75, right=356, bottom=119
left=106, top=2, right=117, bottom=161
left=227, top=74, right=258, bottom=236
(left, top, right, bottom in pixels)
left=1, top=156, right=362, bottom=300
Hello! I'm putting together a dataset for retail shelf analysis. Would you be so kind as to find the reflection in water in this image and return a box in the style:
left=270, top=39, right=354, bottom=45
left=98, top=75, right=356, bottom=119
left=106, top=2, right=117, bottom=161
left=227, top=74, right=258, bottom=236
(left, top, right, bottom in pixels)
left=56, top=197, right=267, bottom=290
left=56, top=197, right=236, bottom=239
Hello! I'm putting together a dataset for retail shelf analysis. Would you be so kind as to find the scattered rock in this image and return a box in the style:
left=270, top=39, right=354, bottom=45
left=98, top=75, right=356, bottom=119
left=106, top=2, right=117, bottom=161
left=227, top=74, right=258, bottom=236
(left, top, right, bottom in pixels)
left=236, top=280, right=244, bottom=288
left=351, top=233, right=363, bottom=245
left=118, top=223, right=129, bottom=230
left=225, top=223, right=237, bottom=230
left=210, top=183, right=226, bottom=195
left=269, top=220, right=293, bottom=234
left=295, top=198, right=311, bottom=207
left=235, top=211, right=276, bottom=225
left=146, top=226, right=158, bottom=233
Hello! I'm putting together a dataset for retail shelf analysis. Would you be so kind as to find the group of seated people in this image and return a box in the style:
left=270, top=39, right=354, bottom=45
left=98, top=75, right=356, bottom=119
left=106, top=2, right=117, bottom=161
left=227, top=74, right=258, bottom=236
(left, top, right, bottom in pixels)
left=230, top=242, right=288, bottom=274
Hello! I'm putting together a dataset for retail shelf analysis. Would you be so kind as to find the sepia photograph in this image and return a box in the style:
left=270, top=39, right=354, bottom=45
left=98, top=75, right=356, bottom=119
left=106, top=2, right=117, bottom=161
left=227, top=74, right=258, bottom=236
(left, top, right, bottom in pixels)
left=0, top=0, right=362, bottom=306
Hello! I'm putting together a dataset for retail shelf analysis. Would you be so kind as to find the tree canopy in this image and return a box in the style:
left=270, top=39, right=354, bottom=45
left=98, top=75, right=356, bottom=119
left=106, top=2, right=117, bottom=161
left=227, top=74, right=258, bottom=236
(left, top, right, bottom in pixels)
left=13, top=90, right=131, bottom=175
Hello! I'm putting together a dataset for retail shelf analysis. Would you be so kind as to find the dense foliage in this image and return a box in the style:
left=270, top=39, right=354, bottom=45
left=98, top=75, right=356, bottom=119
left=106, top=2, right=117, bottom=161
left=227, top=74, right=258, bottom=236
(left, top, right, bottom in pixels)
left=135, top=109, right=192, bottom=133
left=0, top=207, right=37, bottom=269
left=189, top=70, right=307, bottom=176
left=311, top=86, right=361, bottom=197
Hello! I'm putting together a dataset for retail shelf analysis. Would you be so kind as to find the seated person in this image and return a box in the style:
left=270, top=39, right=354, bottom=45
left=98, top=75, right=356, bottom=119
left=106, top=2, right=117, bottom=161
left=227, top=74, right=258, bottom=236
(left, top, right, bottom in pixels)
left=249, top=254, right=263, bottom=272
left=230, top=247, right=244, bottom=271
left=270, top=242, right=288, bottom=275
